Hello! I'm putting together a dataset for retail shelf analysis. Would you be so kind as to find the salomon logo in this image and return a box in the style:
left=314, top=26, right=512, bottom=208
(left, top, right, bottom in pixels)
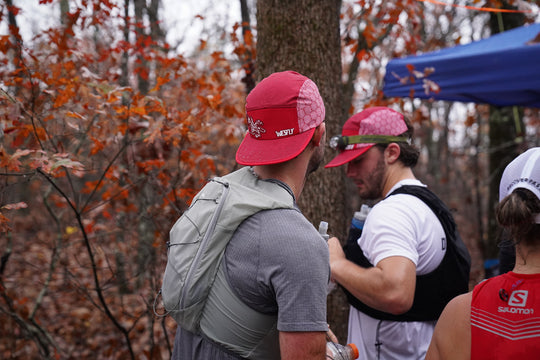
left=498, top=290, right=534, bottom=315
left=508, top=290, right=528, bottom=307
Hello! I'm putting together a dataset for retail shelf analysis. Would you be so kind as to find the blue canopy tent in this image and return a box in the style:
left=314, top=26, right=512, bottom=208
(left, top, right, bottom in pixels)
left=383, top=23, right=540, bottom=108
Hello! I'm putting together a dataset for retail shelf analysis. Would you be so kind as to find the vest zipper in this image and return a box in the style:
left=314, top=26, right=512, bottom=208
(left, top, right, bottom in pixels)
left=179, top=179, right=230, bottom=309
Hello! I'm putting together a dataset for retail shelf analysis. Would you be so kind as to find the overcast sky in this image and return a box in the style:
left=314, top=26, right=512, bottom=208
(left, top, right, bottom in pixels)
left=6, top=0, right=240, bottom=54
left=6, top=1, right=538, bottom=55
left=162, top=0, right=241, bottom=53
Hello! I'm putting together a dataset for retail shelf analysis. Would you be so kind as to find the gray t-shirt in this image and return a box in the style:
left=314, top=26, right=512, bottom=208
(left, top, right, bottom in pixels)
left=172, top=187, right=329, bottom=359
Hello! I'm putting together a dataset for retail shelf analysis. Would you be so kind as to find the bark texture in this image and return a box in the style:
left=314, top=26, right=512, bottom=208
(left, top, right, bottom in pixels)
left=256, top=0, right=350, bottom=341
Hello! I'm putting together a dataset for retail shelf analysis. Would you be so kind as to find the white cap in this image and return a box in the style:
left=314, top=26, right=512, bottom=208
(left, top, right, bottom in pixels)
left=499, top=147, right=540, bottom=224
left=499, top=147, right=540, bottom=202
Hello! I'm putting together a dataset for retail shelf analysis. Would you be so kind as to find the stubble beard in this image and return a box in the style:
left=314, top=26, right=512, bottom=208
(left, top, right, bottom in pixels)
left=357, top=155, right=386, bottom=200
left=306, top=142, right=325, bottom=176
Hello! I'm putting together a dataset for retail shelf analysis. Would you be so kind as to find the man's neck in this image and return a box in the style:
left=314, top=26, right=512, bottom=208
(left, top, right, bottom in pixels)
left=252, top=158, right=308, bottom=200
left=383, top=165, right=417, bottom=197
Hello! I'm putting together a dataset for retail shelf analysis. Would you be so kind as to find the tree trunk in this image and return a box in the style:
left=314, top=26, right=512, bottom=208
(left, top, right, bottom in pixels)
left=256, top=0, right=350, bottom=342
left=5, top=0, right=22, bottom=95
left=485, top=4, right=525, bottom=266
left=59, top=0, right=69, bottom=26
left=120, top=0, right=130, bottom=88
left=239, top=0, right=255, bottom=93
left=133, top=0, right=150, bottom=94
left=486, top=107, right=523, bottom=259
left=147, top=0, right=165, bottom=45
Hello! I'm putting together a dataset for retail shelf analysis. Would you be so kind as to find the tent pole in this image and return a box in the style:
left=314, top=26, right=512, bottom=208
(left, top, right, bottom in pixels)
left=496, top=12, right=505, bottom=33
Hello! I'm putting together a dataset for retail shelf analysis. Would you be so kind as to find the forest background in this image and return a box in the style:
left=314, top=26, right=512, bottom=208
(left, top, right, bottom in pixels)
left=1, top=0, right=539, bottom=359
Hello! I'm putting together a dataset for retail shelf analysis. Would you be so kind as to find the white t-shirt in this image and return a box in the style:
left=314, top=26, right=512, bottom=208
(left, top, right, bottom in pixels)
left=348, top=179, right=446, bottom=360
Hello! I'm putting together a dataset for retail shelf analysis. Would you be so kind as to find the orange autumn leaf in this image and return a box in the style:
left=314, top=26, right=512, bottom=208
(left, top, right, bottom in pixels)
left=1, top=202, right=28, bottom=210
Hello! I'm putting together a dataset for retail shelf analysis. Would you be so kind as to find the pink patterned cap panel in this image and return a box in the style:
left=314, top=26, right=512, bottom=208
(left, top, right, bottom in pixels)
left=357, top=108, right=407, bottom=136
left=297, top=79, right=325, bottom=132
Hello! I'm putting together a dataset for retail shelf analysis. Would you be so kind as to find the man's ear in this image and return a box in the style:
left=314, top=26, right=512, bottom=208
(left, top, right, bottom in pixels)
left=312, top=122, right=326, bottom=147
left=384, top=142, right=401, bottom=164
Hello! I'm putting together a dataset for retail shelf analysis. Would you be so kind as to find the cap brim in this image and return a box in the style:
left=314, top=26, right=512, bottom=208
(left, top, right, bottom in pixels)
left=236, top=128, right=316, bottom=166
left=324, top=144, right=374, bottom=168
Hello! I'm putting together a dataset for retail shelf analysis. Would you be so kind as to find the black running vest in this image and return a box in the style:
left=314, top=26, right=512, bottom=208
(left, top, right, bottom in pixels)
left=342, top=185, right=471, bottom=321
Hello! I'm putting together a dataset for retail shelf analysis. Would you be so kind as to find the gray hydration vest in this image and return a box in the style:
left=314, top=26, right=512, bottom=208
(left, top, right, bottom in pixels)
left=161, top=166, right=295, bottom=359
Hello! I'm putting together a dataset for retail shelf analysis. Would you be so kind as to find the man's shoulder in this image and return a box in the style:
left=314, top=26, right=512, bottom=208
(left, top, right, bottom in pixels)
left=246, top=206, right=306, bottom=228
left=371, top=185, right=443, bottom=235
left=376, top=190, right=431, bottom=213
left=382, top=183, right=443, bottom=213
left=386, top=179, right=427, bottom=195
left=239, top=208, right=327, bottom=259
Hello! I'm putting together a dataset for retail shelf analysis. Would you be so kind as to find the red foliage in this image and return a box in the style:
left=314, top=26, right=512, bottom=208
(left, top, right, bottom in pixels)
left=0, top=1, right=245, bottom=358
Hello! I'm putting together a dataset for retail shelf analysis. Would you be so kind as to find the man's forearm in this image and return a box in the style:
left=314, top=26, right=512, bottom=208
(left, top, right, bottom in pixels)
left=332, top=256, right=416, bottom=314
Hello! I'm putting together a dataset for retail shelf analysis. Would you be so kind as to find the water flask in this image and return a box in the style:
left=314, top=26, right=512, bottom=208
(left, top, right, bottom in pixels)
left=344, top=204, right=371, bottom=267
left=319, top=221, right=337, bottom=293
left=326, top=342, right=359, bottom=360
left=351, top=204, right=370, bottom=231
left=319, top=221, right=330, bottom=242
left=348, top=204, right=371, bottom=246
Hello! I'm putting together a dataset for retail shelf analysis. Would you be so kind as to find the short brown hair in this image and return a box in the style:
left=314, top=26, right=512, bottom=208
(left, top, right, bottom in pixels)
left=375, top=116, right=419, bottom=167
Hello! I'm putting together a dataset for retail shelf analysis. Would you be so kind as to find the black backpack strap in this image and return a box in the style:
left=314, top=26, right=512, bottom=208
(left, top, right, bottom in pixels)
left=342, top=185, right=471, bottom=321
